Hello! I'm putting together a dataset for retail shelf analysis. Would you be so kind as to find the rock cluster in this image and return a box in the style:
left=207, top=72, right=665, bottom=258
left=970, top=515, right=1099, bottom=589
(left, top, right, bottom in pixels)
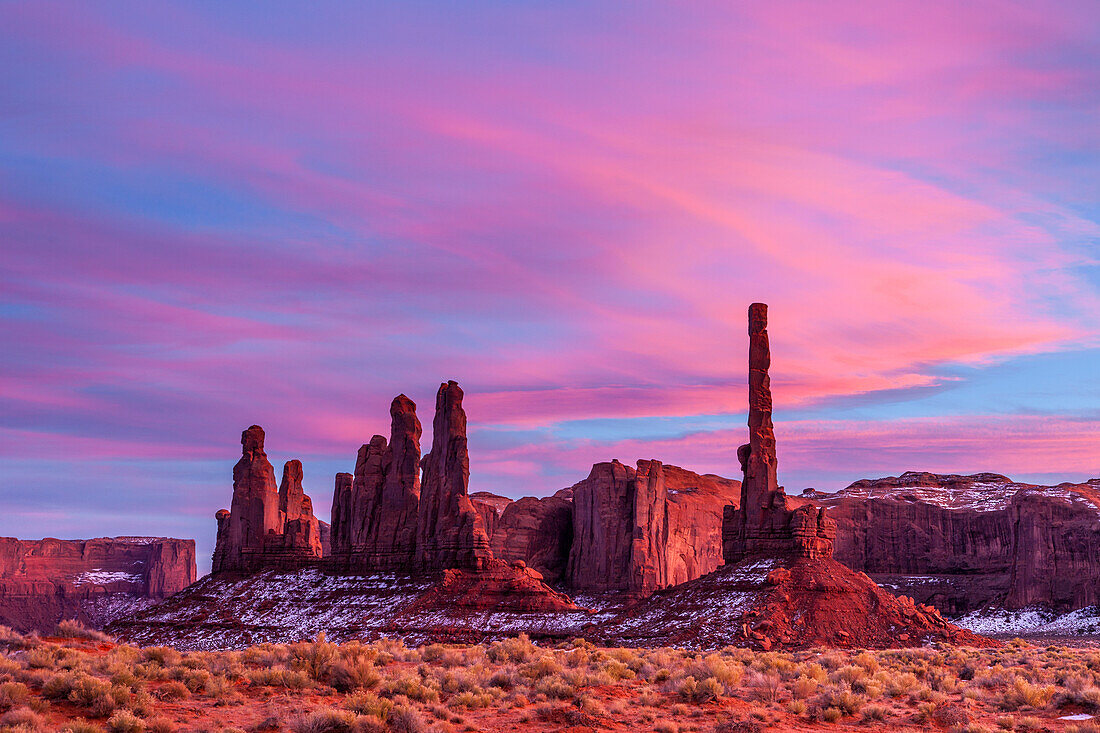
left=329, top=382, right=493, bottom=573
left=330, top=396, right=422, bottom=570
left=0, top=536, right=196, bottom=634
left=212, top=426, right=324, bottom=573
left=722, top=303, right=836, bottom=563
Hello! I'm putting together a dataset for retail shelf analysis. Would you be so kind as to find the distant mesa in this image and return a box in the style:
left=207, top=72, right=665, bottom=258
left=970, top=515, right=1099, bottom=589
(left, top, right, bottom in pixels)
left=0, top=536, right=195, bottom=634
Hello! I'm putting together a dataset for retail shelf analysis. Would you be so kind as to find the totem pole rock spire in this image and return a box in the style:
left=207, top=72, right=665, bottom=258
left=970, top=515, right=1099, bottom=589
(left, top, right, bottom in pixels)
left=723, top=304, right=836, bottom=562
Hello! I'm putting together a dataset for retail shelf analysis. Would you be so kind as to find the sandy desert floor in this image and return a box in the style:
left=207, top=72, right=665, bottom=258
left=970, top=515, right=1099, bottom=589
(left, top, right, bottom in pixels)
left=2, top=624, right=1100, bottom=733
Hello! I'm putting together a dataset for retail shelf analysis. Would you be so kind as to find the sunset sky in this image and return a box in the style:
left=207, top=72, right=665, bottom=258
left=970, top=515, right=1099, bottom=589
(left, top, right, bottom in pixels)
left=2, top=2, right=1099, bottom=571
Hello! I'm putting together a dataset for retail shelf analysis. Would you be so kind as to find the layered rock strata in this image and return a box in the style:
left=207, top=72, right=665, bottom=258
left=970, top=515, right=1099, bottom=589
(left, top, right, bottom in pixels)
left=820, top=472, right=1100, bottom=613
left=0, top=536, right=196, bottom=633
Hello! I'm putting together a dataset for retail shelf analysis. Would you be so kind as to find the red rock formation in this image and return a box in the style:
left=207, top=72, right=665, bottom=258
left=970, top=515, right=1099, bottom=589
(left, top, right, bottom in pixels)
left=491, top=490, right=574, bottom=585
left=470, top=492, right=513, bottom=541
left=415, top=381, right=492, bottom=571
left=567, top=460, right=639, bottom=592
left=213, top=427, right=323, bottom=573
left=330, top=396, right=422, bottom=570
left=0, top=536, right=196, bottom=634
left=820, top=472, right=1100, bottom=613
left=592, top=303, right=990, bottom=650
left=658, top=463, right=740, bottom=586
left=723, top=304, right=835, bottom=562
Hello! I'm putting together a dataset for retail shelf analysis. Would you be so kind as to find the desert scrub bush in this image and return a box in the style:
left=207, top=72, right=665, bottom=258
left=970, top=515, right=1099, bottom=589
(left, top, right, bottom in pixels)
left=1015, top=717, right=1043, bottom=731
left=60, top=718, right=105, bottom=733
left=247, top=668, right=311, bottom=690
left=486, top=634, right=535, bottom=664
left=533, top=676, right=573, bottom=700
left=23, top=646, right=61, bottom=670
left=822, top=707, right=843, bottom=723
left=289, top=707, right=358, bottom=733
left=860, top=702, right=890, bottom=721
left=290, top=636, right=338, bottom=681
left=487, top=667, right=518, bottom=690
left=1057, top=674, right=1100, bottom=710
left=141, top=647, right=181, bottom=668
left=380, top=675, right=438, bottom=703
left=786, top=699, right=807, bottom=716
left=105, top=710, right=145, bottom=733
left=789, top=674, right=818, bottom=699
left=812, top=683, right=864, bottom=717
left=0, top=626, right=35, bottom=651
left=54, top=620, right=112, bottom=643
left=602, top=660, right=634, bottom=681
left=203, top=674, right=238, bottom=704
left=676, top=675, right=722, bottom=704
left=1001, top=677, right=1055, bottom=710
left=343, top=691, right=392, bottom=719
left=144, top=719, right=174, bottom=733
left=154, top=680, right=189, bottom=700
left=746, top=671, right=781, bottom=702
left=654, top=722, right=677, bottom=733
left=0, top=682, right=29, bottom=711
left=386, top=706, right=425, bottom=733
left=522, top=655, right=562, bottom=680
left=327, top=658, right=380, bottom=693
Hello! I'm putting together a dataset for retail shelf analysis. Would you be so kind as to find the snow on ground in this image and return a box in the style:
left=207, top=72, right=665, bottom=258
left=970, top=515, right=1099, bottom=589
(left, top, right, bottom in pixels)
left=71, top=570, right=143, bottom=585
left=953, top=606, right=1100, bottom=636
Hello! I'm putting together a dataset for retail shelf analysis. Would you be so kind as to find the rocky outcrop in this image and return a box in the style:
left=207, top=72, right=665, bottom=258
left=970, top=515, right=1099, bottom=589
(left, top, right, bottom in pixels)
left=212, top=426, right=324, bottom=573
left=820, top=473, right=1100, bottom=614
left=723, top=303, right=835, bottom=562
left=659, top=463, right=741, bottom=586
left=329, top=396, right=423, bottom=570
left=414, top=382, right=492, bottom=571
left=491, top=491, right=574, bottom=585
left=0, top=536, right=196, bottom=634
left=591, top=302, right=989, bottom=650
left=470, top=492, right=512, bottom=541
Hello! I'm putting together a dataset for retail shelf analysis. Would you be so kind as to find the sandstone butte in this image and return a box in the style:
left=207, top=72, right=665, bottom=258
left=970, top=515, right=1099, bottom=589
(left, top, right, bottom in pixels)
left=0, top=536, right=195, bottom=634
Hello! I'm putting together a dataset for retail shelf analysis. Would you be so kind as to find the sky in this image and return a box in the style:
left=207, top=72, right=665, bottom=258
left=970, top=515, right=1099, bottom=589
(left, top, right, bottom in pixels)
left=1, top=1, right=1099, bottom=573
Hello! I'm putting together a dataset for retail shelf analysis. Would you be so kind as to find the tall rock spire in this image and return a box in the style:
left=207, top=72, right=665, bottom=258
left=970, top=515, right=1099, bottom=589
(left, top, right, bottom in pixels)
left=214, top=426, right=281, bottom=572
left=723, top=304, right=835, bottom=562
left=415, top=381, right=492, bottom=571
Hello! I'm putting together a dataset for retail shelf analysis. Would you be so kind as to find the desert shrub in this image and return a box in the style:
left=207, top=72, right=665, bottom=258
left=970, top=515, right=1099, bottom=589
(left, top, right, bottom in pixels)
left=24, top=647, right=61, bottom=670
left=60, top=718, right=105, bottom=733
left=380, top=676, right=437, bottom=703
left=289, top=707, right=357, bottom=733
left=248, top=668, right=311, bottom=690
left=487, top=667, right=518, bottom=690
left=522, top=655, right=562, bottom=680
left=154, top=680, right=190, bottom=700
left=1016, top=717, right=1043, bottom=731
left=105, top=710, right=145, bottom=733
left=746, top=671, right=781, bottom=702
left=343, top=691, right=392, bottom=719
left=1001, top=678, right=1055, bottom=711
left=0, top=682, right=29, bottom=711
left=141, top=647, right=181, bottom=668
left=786, top=700, right=807, bottom=716
left=54, top=620, right=111, bottom=643
left=486, top=635, right=535, bottom=664
left=861, top=703, right=890, bottom=721
left=290, top=636, right=338, bottom=681
left=448, top=690, right=493, bottom=709
left=812, top=683, right=864, bottom=717
left=386, top=706, right=426, bottom=733
left=790, top=675, right=817, bottom=699
left=654, top=722, right=677, bottom=733
left=822, top=707, right=843, bottom=723
left=328, top=659, right=380, bottom=693
left=144, top=719, right=174, bottom=733
left=0, top=706, right=45, bottom=731
left=65, top=673, right=112, bottom=708
left=0, top=627, right=34, bottom=651
left=1058, top=675, right=1100, bottom=710
left=994, top=715, right=1015, bottom=730
left=203, top=675, right=238, bottom=704
left=89, top=692, right=118, bottom=718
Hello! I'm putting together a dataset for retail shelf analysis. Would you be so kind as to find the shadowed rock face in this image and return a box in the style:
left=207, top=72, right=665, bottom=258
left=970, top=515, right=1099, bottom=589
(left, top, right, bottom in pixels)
left=723, top=303, right=836, bottom=563
left=415, top=381, right=492, bottom=571
left=820, top=472, right=1100, bottom=613
left=212, top=426, right=323, bottom=573
left=330, top=396, right=423, bottom=570
left=0, top=536, right=196, bottom=634
left=490, top=491, right=574, bottom=585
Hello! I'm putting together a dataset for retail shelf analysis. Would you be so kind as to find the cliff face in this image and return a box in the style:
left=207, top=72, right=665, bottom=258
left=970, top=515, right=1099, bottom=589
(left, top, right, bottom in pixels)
left=0, top=536, right=196, bottom=633
left=819, top=473, right=1100, bottom=613
left=490, top=491, right=574, bottom=585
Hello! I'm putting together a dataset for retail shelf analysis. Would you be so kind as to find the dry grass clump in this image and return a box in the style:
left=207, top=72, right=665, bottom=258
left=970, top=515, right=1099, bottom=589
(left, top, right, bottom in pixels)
left=55, top=621, right=112, bottom=644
